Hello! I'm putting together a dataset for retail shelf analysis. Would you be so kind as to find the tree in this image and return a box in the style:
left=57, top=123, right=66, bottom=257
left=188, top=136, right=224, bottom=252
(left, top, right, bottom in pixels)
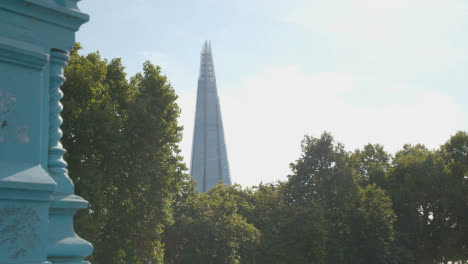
left=285, top=132, right=396, bottom=264
left=352, top=143, right=391, bottom=188
left=350, top=184, right=396, bottom=263
left=388, top=144, right=452, bottom=264
left=164, top=184, right=260, bottom=264
left=439, top=132, right=468, bottom=263
left=248, top=183, right=327, bottom=264
left=62, top=44, right=187, bottom=263
left=62, top=45, right=125, bottom=260
left=285, top=132, right=352, bottom=204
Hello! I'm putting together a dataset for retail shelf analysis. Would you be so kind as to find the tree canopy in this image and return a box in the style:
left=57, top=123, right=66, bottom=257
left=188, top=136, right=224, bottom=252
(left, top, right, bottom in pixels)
left=62, top=44, right=467, bottom=264
left=62, top=44, right=188, bottom=263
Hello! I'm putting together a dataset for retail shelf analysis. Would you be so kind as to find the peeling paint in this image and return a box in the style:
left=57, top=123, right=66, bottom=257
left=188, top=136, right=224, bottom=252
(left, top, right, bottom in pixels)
left=0, top=90, right=16, bottom=121
left=0, top=89, right=29, bottom=144
left=15, top=125, right=29, bottom=143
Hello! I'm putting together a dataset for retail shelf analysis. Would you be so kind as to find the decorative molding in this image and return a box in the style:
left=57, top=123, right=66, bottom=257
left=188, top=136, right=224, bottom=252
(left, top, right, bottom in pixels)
left=0, top=0, right=89, bottom=32
left=0, top=37, right=48, bottom=70
left=0, top=163, right=56, bottom=192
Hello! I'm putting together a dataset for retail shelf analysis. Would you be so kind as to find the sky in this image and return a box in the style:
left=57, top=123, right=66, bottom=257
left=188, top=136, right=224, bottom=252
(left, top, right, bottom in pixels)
left=76, top=0, right=468, bottom=187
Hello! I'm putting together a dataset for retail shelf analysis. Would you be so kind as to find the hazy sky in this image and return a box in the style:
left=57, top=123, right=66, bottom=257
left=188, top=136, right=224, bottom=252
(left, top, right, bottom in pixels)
left=76, top=0, right=468, bottom=187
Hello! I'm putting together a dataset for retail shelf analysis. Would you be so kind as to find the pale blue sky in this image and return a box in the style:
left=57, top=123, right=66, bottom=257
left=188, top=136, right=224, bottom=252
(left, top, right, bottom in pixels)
left=77, top=0, right=468, bottom=186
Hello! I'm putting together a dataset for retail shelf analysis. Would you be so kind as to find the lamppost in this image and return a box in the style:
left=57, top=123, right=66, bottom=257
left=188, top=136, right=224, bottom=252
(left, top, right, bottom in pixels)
left=0, top=1, right=92, bottom=263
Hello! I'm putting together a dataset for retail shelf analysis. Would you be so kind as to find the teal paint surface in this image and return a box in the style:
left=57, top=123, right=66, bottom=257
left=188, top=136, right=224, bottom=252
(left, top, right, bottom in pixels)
left=0, top=1, right=91, bottom=263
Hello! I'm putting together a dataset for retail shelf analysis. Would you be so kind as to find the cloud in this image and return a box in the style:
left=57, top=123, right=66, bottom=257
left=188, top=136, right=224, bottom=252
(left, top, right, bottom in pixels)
left=283, top=0, right=464, bottom=37
left=282, top=0, right=468, bottom=78
left=222, top=67, right=359, bottom=186
left=283, top=1, right=466, bottom=48
left=179, top=66, right=467, bottom=187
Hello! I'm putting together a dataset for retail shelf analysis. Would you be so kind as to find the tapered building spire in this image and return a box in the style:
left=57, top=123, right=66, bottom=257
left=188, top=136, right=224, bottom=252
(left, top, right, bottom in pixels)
left=190, top=41, right=231, bottom=192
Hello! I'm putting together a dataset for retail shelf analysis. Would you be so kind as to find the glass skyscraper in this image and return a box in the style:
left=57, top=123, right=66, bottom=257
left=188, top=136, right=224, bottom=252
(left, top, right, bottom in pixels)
left=190, top=41, right=231, bottom=192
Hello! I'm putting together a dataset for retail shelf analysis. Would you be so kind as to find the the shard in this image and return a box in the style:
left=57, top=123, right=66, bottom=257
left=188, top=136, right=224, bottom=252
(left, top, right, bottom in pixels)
left=190, top=41, right=231, bottom=192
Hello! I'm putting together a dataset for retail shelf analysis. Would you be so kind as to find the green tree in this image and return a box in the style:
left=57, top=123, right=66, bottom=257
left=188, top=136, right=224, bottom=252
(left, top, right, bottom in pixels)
left=439, top=132, right=468, bottom=262
left=352, top=143, right=391, bottom=188
left=62, top=44, right=187, bottom=264
left=62, top=44, right=125, bottom=259
left=248, top=183, right=327, bottom=264
left=286, top=132, right=396, bottom=264
left=164, top=184, right=260, bottom=264
left=351, top=184, right=396, bottom=263
left=388, top=144, right=452, bottom=264
left=284, top=132, right=355, bottom=208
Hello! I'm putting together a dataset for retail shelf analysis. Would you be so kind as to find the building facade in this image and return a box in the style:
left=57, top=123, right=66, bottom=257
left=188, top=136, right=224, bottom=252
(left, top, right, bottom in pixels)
left=190, top=41, right=231, bottom=192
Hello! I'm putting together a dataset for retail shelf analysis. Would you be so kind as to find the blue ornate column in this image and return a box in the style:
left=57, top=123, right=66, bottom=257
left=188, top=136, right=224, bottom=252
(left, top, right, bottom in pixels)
left=47, top=50, right=93, bottom=264
left=0, top=1, right=91, bottom=263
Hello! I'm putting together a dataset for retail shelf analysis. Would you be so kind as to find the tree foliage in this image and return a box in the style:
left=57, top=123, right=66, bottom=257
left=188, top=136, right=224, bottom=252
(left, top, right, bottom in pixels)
left=386, top=133, right=468, bottom=264
left=285, top=132, right=396, bottom=264
left=164, top=184, right=260, bottom=264
left=62, top=44, right=467, bottom=264
left=62, top=44, right=187, bottom=264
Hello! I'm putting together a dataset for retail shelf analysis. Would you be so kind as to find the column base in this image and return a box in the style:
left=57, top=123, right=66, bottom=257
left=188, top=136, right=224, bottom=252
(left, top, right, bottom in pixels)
left=47, top=194, right=93, bottom=264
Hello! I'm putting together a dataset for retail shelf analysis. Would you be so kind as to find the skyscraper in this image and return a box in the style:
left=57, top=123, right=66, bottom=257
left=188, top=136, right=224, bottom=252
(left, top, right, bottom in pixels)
left=190, top=41, right=231, bottom=192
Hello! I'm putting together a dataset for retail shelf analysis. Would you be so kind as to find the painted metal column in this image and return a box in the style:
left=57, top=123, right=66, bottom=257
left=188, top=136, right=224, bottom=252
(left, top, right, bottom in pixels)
left=0, top=1, right=90, bottom=263
left=47, top=50, right=93, bottom=264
